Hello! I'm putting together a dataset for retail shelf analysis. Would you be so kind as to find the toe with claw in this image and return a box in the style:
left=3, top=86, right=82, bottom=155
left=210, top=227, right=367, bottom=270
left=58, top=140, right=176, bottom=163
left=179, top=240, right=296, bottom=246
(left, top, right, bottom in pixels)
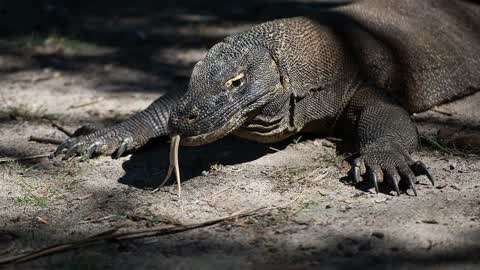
left=347, top=144, right=434, bottom=196
left=53, top=128, right=134, bottom=160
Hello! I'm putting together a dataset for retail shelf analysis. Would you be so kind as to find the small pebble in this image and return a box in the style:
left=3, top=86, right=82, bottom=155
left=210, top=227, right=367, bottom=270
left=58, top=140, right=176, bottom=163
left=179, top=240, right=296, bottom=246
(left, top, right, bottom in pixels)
left=374, top=197, right=388, bottom=203
left=36, top=216, right=49, bottom=224
left=450, top=185, right=461, bottom=191
left=421, top=220, right=439, bottom=224
left=372, top=232, right=385, bottom=239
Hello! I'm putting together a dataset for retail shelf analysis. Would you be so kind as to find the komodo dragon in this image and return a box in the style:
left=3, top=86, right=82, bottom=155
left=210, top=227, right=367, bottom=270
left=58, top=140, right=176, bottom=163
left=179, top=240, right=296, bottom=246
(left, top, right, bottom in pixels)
left=55, top=0, right=480, bottom=195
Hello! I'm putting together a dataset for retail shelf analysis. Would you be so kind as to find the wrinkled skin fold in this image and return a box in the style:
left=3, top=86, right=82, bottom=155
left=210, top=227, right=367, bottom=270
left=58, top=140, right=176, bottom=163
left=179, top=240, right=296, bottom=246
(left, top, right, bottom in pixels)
left=55, top=0, right=480, bottom=195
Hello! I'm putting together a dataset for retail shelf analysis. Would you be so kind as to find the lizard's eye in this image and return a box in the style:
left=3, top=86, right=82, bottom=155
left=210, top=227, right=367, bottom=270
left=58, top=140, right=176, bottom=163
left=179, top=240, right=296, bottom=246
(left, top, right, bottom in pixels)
left=224, top=73, right=245, bottom=89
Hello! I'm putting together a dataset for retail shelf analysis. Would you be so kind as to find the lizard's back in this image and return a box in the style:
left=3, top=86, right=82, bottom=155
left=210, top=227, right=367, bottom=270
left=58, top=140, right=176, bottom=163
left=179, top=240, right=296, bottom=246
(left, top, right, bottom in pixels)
left=337, top=0, right=480, bottom=112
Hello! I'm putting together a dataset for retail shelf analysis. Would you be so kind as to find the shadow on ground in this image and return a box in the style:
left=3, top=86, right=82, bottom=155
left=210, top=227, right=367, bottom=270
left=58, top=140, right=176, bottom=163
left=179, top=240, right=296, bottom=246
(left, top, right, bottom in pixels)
left=119, top=136, right=290, bottom=188
left=0, top=0, right=351, bottom=95
left=7, top=229, right=480, bottom=269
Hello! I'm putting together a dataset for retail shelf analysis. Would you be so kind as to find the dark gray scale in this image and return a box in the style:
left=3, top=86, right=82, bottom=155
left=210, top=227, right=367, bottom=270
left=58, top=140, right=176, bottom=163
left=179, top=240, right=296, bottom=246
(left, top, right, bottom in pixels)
left=340, top=0, right=480, bottom=112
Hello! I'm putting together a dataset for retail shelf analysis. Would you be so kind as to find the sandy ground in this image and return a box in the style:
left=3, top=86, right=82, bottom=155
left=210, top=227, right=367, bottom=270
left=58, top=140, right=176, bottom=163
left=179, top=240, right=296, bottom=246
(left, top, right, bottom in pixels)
left=1, top=1, right=479, bottom=269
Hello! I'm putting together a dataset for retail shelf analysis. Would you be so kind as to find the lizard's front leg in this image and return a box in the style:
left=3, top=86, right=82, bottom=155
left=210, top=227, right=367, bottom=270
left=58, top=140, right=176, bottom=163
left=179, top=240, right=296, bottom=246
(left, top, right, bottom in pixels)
left=339, top=85, right=434, bottom=195
left=54, top=93, right=179, bottom=159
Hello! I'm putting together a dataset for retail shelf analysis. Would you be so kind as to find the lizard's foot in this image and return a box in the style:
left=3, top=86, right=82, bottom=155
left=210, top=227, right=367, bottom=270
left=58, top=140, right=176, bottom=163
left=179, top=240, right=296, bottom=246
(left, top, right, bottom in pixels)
left=348, top=142, right=434, bottom=196
left=54, top=126, right=134, bottom=160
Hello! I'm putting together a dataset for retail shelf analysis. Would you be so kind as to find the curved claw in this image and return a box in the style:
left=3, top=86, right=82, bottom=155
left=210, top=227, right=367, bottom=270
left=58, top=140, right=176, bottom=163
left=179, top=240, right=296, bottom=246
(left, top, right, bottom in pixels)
left=54, top=146, right=67, bottom=157
left=399, top=165, right=418, bottom=196
left=351, top=157, right=363, bottom=184
left=408, top=178, right=418, bottom=196
left=367, top=167, right=380, bottom=194
left=385, top=169, right=401, bottom=196
left=54, top=139, right=74, bottom=157
left=63, top=143, right=81, bottom=160
left=85, top=143, right=98, bottom=159
left=346, top=143, right=434, bottom=196
left=113, top=140, right=129, bottom=159
left=412, top=161, right=435, bottom=186
left=392, top=175, right=401, bottom=196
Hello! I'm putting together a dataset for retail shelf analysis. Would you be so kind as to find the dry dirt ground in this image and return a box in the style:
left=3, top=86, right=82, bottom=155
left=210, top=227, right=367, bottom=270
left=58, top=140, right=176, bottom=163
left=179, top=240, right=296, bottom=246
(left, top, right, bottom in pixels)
left=0, top=1, right=479, bottom=269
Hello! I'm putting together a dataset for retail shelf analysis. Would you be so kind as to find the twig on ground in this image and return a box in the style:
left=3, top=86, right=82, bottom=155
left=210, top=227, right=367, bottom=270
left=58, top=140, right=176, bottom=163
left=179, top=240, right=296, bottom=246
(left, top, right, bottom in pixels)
left=74, top=194, right=93, bottom=201
left=421, top=136, right=453, bottom=154
left=28, top=136, right=63, bottom=145
left=206, top=187, right=233, bottom=208
left=0, top=207, right=265, bottom=265
left=67, top=99, right=103, bottom=110
left=269, top=147, right=281, bottom=152
left=0, top=154, right=51, bottom=164
left=49, top=121, right=73, bottom=137
left=79, top=215, right=116, bottom=224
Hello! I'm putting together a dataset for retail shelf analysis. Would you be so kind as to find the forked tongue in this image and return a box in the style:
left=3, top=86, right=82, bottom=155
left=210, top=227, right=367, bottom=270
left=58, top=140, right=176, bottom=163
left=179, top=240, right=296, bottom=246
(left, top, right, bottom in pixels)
left=158, top=135, right=182, bottom=195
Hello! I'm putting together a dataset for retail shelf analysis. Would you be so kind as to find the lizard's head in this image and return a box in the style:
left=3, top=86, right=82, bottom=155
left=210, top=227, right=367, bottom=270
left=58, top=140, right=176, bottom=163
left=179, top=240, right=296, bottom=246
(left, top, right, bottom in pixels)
left=168, top=42, right=283, bottom=146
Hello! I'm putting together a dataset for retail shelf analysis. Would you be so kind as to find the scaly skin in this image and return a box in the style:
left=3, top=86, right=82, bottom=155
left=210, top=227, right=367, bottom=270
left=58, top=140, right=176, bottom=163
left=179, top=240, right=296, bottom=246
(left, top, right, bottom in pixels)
left=55, top=0, right=480, bottom=195
left=55, top=93, right=179, bottom=159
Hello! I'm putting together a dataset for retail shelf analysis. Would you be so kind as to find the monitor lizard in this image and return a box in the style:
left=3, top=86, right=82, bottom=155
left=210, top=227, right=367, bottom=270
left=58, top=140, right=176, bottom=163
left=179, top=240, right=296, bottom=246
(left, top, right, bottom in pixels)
left=55, top=0, right=480, bottom=195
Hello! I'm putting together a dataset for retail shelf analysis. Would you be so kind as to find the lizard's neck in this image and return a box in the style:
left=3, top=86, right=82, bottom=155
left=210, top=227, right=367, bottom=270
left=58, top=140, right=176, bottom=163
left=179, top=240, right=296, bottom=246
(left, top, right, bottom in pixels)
left=232, top=77, right=360, bottom=143
left=232, top=90, right=294, bottom=143
left=296, top=78, right=361, bottom=137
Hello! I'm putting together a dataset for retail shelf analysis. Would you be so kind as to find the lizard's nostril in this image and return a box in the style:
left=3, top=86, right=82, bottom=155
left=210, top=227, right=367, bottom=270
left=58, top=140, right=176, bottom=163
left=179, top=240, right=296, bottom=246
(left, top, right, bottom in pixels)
left=187, top=111, right=198, bottom=121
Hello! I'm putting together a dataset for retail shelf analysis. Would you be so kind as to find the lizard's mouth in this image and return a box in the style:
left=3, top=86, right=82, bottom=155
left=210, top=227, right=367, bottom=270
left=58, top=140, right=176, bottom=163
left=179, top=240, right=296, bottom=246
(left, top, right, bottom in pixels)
left=179, top=112, right=249, bottom=146
left=169, top=88, right=275, bottom=147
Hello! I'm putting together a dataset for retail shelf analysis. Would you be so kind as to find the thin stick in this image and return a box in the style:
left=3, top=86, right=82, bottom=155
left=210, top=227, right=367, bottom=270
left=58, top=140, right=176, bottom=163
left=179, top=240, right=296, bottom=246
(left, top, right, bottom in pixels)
left=50, top=121, right=74, bottom=137
left=67, top=99, right=102, bottom=110
left=325, top=137, right=343, bottom=143
left=0, top=208, right=264, bottom=265
left=268, top=147, right=281, bottom=152
left=0, top=154, right=51, bottom=164
left=28, top=136, right=63, bottom=145
left=79, top=215, right=116, bottom=225
left=293, top=135, right=303, bottom=144
left=206, top=187, right=233, bottom=208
